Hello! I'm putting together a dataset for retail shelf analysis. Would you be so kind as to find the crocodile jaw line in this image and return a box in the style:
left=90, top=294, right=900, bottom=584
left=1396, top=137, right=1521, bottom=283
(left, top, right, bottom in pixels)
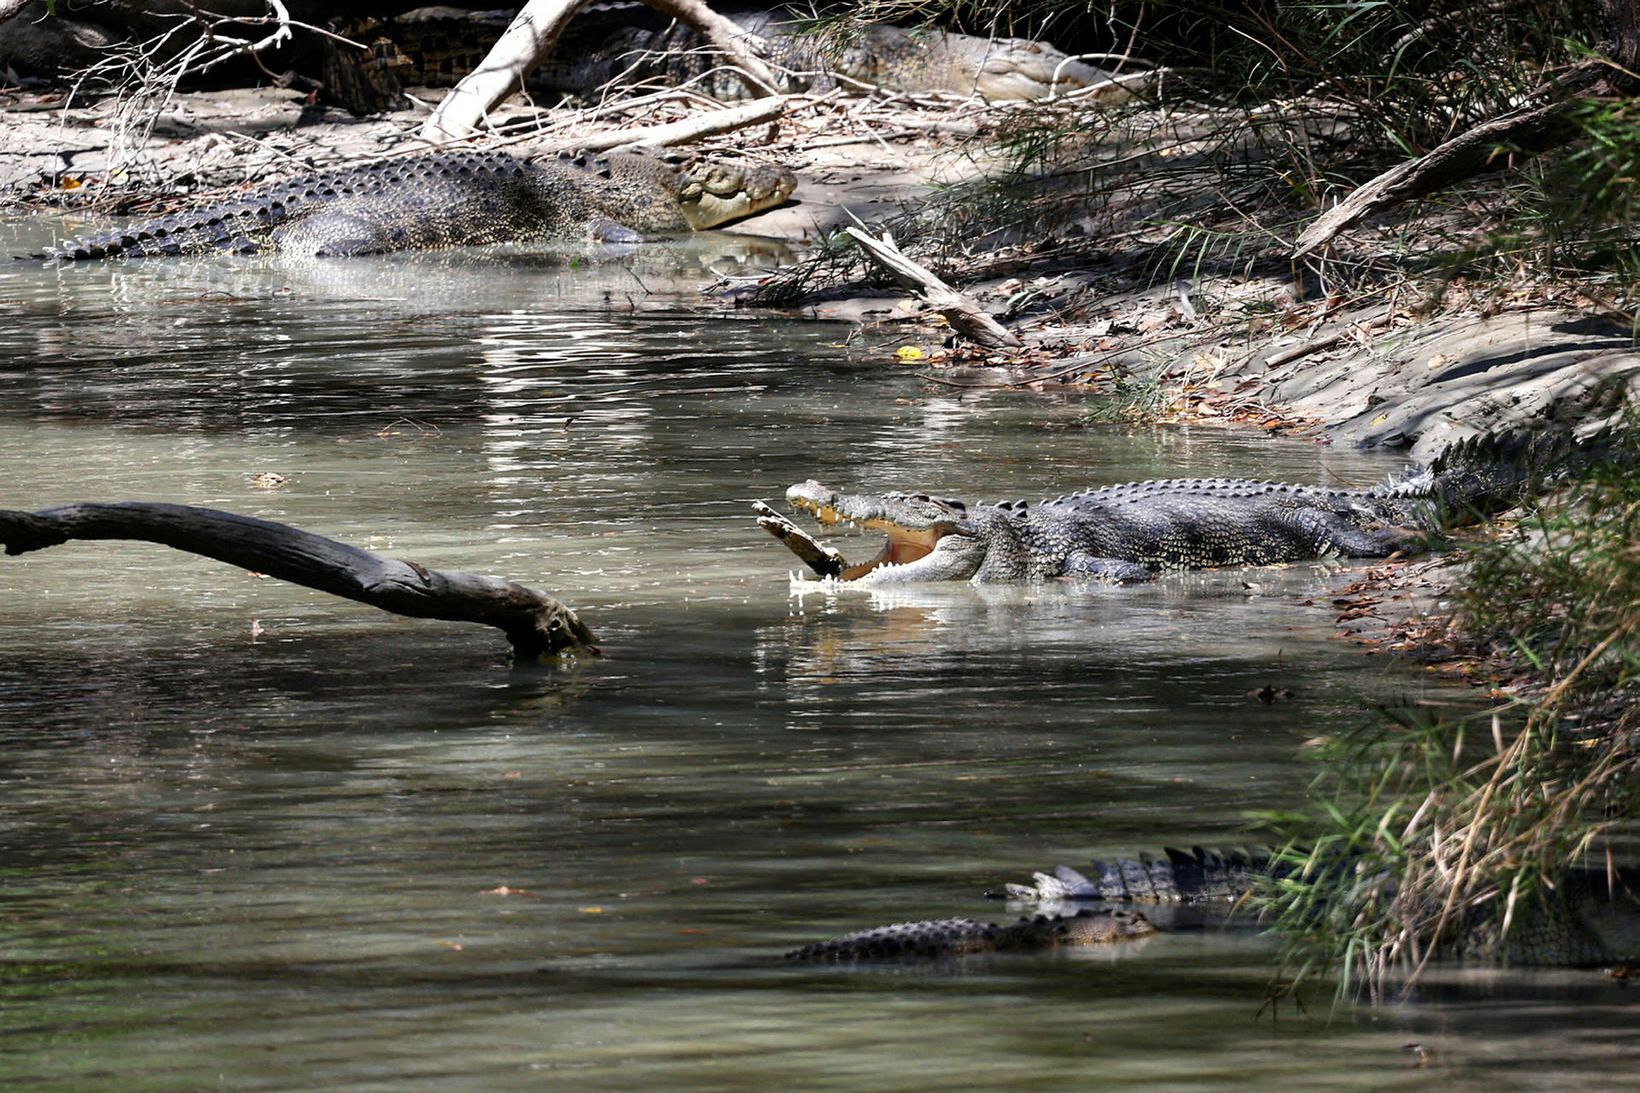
left=789, top=498, right=941, bottom=580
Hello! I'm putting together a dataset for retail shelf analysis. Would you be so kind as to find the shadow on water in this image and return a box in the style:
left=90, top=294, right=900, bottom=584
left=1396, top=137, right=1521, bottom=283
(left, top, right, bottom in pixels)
left=2, top=223, right=1636, bottom=1088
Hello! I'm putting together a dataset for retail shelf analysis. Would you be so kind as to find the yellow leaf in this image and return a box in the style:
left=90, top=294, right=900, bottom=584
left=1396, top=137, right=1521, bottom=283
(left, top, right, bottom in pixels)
left=894, top=345, right=927, bottom=362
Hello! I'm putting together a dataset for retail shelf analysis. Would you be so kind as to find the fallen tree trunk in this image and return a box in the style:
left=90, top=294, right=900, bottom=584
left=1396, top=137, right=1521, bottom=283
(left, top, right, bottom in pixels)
left=422, top=0, right=780, bottom=141
left=0, top=502, right=595, bottom=661
left=1295, top=0, right=1640, bottom=257
left=1293, top=62, right=1604, bottom=257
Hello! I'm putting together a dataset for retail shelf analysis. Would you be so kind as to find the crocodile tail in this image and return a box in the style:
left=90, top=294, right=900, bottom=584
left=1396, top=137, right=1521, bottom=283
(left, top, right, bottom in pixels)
left=29, top=151, right=533, bottom=261
left=788, top=911, right=1157, bottom=961
left=1417, top=428, right=1612, bottom=526
left=997, top=848, right=1264, bottom=904
left=786, top=917, right=1000, bottom=961
left=32, top=203, right=277, bottom=260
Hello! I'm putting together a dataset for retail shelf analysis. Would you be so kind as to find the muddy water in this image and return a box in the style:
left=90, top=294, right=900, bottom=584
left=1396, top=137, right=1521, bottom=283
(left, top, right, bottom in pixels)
left=0, top=221, right=1634, bottom=1088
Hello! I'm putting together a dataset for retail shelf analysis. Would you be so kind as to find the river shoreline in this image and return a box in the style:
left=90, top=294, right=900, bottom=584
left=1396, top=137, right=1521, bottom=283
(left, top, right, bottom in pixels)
left=4, top=77, right=1625, bottom=682
left=6, top=79, right=1634, bottom=456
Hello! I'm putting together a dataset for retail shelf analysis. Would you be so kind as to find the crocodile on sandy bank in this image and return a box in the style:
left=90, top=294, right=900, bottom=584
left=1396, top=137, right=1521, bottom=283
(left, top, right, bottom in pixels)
left=533, top=10, right=1124, bottom=103
left=30, top=148, right=796, bottom=261
left=755, top=434, right=1562, bottom=584
left=0, top=4, right=1135, bottom=113
left=789, top=847, right=1640, bottom=965
left=331, top=6, right=1126, bottom=108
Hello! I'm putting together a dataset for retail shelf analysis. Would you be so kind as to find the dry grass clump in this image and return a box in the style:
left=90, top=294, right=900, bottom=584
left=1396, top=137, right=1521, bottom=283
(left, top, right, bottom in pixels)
left=1258, top=423, right=1639, bottom=997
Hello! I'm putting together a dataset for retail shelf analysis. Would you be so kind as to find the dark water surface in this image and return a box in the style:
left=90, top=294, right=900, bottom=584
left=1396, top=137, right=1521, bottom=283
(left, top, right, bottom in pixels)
left=1, top=220, right=1634, bottom=1088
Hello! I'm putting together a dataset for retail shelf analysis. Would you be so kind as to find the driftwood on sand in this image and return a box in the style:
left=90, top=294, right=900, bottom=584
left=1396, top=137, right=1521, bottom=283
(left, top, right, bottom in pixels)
left=0, top=502, right=595, bottom=661
left=843, top=226, right=1022, bottom=349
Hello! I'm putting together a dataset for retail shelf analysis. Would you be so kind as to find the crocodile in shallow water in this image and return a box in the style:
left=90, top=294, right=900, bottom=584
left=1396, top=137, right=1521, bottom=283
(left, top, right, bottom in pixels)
left=30, top=148, right=796, bottom=261
left=756, top=433, right=1560, bottom=584
left=790, top=847, right=1640, bottom=965
left=788, top=908, right=1156, bottom=962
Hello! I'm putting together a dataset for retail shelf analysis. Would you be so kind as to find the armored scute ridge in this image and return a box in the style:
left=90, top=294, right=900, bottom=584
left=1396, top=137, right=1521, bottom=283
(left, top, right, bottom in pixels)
left=757, top=433, right=1578, bottom=584
left=787, top=909, right=1157, bottom=962
left=1002, top=846, right=1267, bottom=904
left=31, top=150, right=796, bottom=261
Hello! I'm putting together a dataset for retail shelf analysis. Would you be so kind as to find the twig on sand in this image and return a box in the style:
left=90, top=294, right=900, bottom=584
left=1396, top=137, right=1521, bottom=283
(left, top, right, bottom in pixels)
left=1262, top=311, right=1396, bottom=368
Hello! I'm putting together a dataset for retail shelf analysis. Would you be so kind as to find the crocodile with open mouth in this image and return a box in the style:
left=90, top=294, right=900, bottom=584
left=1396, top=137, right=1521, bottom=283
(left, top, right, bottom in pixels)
left=755, top=433, right=1560, bottom=584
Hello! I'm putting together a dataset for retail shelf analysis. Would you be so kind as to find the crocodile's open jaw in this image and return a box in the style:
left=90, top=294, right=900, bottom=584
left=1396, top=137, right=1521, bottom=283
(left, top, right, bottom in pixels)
left=767, top=480, right=975, bottom=582
left=788, top=494, right=943, bottom=580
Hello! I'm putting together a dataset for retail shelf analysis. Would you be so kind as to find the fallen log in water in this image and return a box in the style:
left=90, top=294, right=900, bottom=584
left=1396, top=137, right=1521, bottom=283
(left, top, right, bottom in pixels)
left=0, top=502, right=595, bottom=661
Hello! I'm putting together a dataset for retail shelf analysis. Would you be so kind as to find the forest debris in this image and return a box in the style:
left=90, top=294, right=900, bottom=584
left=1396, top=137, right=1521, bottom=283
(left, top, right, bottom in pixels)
left=1263, top=311, right=1395, bottom=368
left=842, top=226, right=1021, bottom=348
left=563, top=94, right=789, bottom=154
left=423, top=0, right=781, bottom=141
left=1292, top=60, right=1607, bottom=257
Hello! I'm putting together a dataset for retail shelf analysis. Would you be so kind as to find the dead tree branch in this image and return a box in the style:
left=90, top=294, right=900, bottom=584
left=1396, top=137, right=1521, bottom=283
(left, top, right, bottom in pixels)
left=422, top=0, right=781, bottom=141
left=564, top=93, right=786, bottom=152
left=64, top=1, right=338, bottom=180
left=1295, top=0, right=1640, bottom=258
left=1293, top=63, right=1604, bottom=257
left=0, top=503, right=595, bottom=661
left=843, top=226, right=1022, bottom=348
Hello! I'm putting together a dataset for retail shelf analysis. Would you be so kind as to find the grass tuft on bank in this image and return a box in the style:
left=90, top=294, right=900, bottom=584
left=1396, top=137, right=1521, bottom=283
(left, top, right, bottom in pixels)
left=1257, top=420, right=1639, bottom=996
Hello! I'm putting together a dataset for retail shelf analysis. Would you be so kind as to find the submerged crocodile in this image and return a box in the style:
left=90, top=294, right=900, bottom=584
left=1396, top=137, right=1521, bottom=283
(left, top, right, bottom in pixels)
left=756, top=434, right=1556, bottom=584
left=31, top=149, right=796, bottom=261
left=789, top=847, right=1640, bottom=965
left=789, top=908, right=1157, bottom=962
